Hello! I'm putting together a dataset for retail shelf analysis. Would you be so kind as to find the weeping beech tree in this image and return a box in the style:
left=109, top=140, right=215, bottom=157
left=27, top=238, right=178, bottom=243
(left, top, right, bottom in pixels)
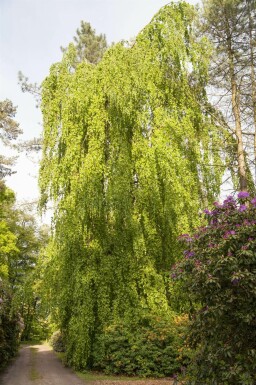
left=40, top=2, right=228, bottom=369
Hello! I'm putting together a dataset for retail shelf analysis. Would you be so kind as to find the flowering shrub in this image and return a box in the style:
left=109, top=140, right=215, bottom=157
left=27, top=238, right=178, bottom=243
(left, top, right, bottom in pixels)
left=49, top=330, right=65, bottom=352
left=172, top=193, right=256, bottom=384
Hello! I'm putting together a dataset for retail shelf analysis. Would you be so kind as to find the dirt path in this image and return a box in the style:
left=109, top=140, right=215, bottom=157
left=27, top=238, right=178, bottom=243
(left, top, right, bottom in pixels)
left=0, top=344, right=85, bottom=385
left=0, top=344, right=177, bottom=385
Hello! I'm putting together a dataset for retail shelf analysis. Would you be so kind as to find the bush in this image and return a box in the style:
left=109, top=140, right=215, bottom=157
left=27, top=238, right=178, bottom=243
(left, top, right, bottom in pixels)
left=0, top=281, right=21, bottom=371
left=92, top=313, right=186, bottom=377
left=49, top=330, right=65, bottom=352
left=172, top=193, right=256, bottom=384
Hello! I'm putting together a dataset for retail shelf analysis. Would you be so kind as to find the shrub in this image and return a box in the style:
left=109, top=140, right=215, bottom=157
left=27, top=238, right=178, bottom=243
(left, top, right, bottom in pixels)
left=49, top=330, right=65, bottom=352
left=0, top=281, right=21, bottom=370
left=172, top=193, right=256, bottom=384
left=92, top=312, right=185, bottom=377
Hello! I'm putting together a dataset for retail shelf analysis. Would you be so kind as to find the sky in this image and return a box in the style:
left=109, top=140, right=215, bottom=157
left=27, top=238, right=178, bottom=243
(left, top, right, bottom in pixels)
left=0, top=0, right=199, bottom=221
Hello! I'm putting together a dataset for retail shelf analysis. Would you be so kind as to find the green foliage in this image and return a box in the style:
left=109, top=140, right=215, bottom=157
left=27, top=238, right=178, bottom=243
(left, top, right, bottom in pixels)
left=92, top=313, right=184, bottom=377
left=15, top=269, right=51, bottom=342
left=0, top=179, right=50, bottom=368
left=40, top=1, right=227, bottom=372
left=0, top=99, right=22, bottom=178
left=50, top=330, right=65, bottom=352
left=0, top=182, right=21, bottom=369
left=172, top=193, right=256, bottom=384
left=5, top=208, right=50, bottom=342
left=0, top=280, right=21, bottom=371
left=0, top=182, right=17, bottom=278
left=0, top=95, right=49, bottom=365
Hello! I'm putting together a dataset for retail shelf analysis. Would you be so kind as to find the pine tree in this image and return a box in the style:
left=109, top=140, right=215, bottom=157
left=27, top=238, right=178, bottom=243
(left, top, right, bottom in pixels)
left=0, top=100, right=22, bottom=178
left=61, top=21, right=108, bottom=64
left=201, top=0, right=256, bottom=190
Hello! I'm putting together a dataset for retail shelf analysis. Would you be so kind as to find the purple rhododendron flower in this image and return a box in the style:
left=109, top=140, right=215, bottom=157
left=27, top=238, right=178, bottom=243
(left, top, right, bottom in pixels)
left=204, top=209, right=212, bottom=215
left=223, top=230, right=236, bottom=239
left=225, top=195, right=234, bottom=201
left=178, top=234, right=193, bottom=243
left=238, top=191, right=250, bottom=199
left=251, top=197, right=256, bottom=206
left=239, top=204, right=247, bottom=212
left=231, top=277, right=240, bottom=285
left=184, top=250, right=195, bottom=258
left=223, top=195, right=236, bottom=207
left=210, top=217, right=219, bottom=225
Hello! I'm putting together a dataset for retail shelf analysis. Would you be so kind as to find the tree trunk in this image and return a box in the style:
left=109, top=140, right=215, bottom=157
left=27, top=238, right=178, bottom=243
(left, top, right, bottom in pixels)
left=226, top=17, right=247, bottom=191
left=247, top=0, right=256, bottom=182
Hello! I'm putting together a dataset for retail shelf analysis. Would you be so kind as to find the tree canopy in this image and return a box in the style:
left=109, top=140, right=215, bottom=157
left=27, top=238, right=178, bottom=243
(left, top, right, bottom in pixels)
left=0, top=99, right=22, bottom=178
left=2, top=0, right=255, bottom=379
left=39, top=1, right=227, bottom=371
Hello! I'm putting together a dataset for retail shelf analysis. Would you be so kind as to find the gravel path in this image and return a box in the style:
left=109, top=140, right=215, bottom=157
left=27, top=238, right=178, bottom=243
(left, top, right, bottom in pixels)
left=0, top=344, right=85, bottom=385
left=0, top=344, right=177, bottom=385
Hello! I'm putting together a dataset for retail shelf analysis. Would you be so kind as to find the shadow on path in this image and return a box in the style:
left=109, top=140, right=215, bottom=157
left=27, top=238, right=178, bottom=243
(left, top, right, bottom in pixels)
left=0, top=344, right=85, bottom=385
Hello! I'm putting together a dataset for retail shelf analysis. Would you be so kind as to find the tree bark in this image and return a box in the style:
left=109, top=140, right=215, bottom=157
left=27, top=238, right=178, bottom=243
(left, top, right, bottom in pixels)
left=226, top=15, right=247, bottom=191
left=247, top=0, right=256, bottom=182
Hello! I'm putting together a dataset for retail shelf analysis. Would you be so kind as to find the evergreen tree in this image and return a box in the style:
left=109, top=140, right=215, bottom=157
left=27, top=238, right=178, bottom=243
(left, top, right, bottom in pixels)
left=61, top=21, right=108, bottom=64
left=201, top=0, right=256, bottom=190
left=242, top=0, right=256, bottom=180
left=0, top=99, right=22, bottom=178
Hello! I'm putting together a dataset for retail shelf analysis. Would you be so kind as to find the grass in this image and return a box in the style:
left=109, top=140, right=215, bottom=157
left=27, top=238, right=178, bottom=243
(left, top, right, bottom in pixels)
left=29, top=347, right=42, bottom=381
left=30, top=367, right=42, bottom=381
left=55, top=352, right=143, bottom=381
left=75, top=371, right=143, bottom=381
left=21, top=339, right=45, bottom=346
left=55, top=351, right=67, bottom=365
